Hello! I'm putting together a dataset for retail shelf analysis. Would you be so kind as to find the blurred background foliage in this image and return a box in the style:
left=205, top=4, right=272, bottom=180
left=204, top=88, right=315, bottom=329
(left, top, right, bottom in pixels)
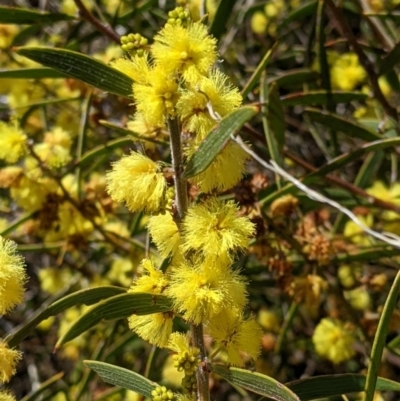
left=1, top=0, right=400, bottom=400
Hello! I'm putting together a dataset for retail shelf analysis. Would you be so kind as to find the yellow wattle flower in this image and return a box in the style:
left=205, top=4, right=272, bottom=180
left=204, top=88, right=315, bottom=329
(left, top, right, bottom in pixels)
left=0, top=341, right=22, bottom=383
left=106, top=151, right=166, bottom=214
left=0, top=237, right=27, bottom=315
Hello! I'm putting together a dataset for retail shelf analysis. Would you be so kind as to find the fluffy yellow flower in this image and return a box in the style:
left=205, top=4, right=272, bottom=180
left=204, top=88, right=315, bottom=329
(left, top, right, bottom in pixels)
left=312, top=318, right=356, bottom=364
left=147, top=212, right=180, bottom=257
left=0, top=341, right=22, bottom=383
left=186, top=141, right=249, bottom=193
left=0, top=237, right=27, bottom=315
left=110, top=53, right=151, bottom=84
left=106, top=151, right=166, bottom=213
left=207, top=310, right=262, bottom=367
left=182, top=198, right=255, bottom=258
left=0, top=120, right=27, bottom=164
left=129, top=258, right=168, bottom=294
left=331, top=53, right=366, bottom=91
left=177, top=69, right=242, bottom=138
left=251, top=11, right=268, bottom=34
left=151, top=22, right=217, bottom=83
left=0, top=390, right=17, bottom=401
left=128, top=312, right=173, bottom=347
left=167, top=257, right=247, bottom=324
left=133, top=66, right=180, bottom=126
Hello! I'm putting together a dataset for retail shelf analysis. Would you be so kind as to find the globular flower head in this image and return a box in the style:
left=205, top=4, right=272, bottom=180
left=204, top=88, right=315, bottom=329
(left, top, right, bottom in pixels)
left=128, top=312, right=173, bottom=348
left=133, top=66, right=180, bottom=127
left=0, top=120, right=27, bottom=164
left=207, top=309, right=263, bottom=367
left=151, top=386, right=175, bottom=401
left=0, top=390, right=17, bottom=401
left=167, top=257, right=247, bottom=324
left=129, top=258, right=168, bottom=294
left=312, top=318, right=356, bottom=364
left=0, top=341, right=22, bottom=383
left=110, top=53, right=151, bottom=84
left=186, top=141, right=249, bottom=193
left=0, top=237, right=27, bottom=315
left=177, top=69, right=242, bottom=138
left=147, top=212, right=180, bottom=258
left=182, top=198, right=255, bottom=258
left=152, top=22, right=217, bottom=83
left=106, top=151, right=167, bottom=214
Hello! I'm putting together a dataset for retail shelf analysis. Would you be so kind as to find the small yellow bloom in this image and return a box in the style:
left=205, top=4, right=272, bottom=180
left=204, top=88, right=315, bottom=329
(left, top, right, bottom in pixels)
left=152, top=22, right=217, bottom=83
left=207, top=310, right=263, bottom=367
left=0, top=390, right=17, bottom=401
left=0, top=237, right=27, bottom=315
left=106, top=151, right=166, bottom=213
left=111, top=53, right=151, bottom=84
left=147, top=212, right=180, bottom=258
left=128, top=312, right=173, bottom=347
left=187, top=141, right=249, bottom=193
left=177, top=69, right=242, bottom=138
left=129, top=258, right=168, bottom=294
left=182, top=198, right=255, bottom=258
left=0, top=341, right=22, bottom=383
left=133, top=66, right=180, bottom=126
left=312, top=318, right=356, bottom=364
left=250, top=12, right=268, bottom=35
left=167, top=257, right=247, bottom=324
left=331, top=53, right=366, bottom=91
left=0, top=120, right=27, bottom=164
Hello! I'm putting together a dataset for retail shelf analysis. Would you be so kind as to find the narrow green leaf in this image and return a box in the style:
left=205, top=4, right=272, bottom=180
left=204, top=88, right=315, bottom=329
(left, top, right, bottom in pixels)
left=267, top=82, right=285, bottom=155
left=56, top=292, right=173, bottom=347
left=184, top=105, right=259, bottom=179
left=268, top=69, right=319, bottom=89
left=5, top=286, right=126, bottom=347
left=0, top=67, right=67, bottom=79
left=84, top=360, right=156, bottom=397
left=20, top=372, right=64, bottom=401
left=334, top=247, right=400, bottom=264
left=280, top=91, right=368, bottom=106
left=15, top=47, right=134, bottom=98
left=242, top=45, right=276, bottom=99
left=364, top=11, right=400, bottom=23
left=0, top=6, right=73, bottom=24
left=211, top=365, right=300, bottom=401
left=378, top=42, right=400, bottom=76
left=209, top=0, right=238, bottom=40
left=365, top=270, right=400, bottom=401
left=305, top=108, right=381, bottom=141
left=286, top=374, right=400, bottom=400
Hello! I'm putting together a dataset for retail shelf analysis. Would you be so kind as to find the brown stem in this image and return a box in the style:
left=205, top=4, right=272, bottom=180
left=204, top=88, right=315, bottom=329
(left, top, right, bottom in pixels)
left=167, top=117, right=209, bottom=401
left=324, top=0, right=398, bottom=123
left=73, top=0, right=120, bottom=44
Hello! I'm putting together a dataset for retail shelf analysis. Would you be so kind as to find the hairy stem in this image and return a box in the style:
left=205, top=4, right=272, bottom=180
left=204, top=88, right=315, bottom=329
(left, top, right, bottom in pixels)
left=167, top=117, right=209, bottom=401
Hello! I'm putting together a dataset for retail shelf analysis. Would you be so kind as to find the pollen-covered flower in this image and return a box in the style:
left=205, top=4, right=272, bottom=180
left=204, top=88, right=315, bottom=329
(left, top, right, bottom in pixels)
left=111, top=53, right=151, bottom=84
left=331, top=52, right=366, bottom=91
left=0, top=390, right=17, bottom=401
left=128, top=312, right=173, bottom=347
left=207, top=309, right=262, bottom=367
left=0, top=237, right=27, bottom=315
left=312, top=318, right=356, bottom=364
left=152, top=22, right=217, bottom=83
left=167, top=257, right=247, bottom=324
left=129, top=258, right=168, bottom=294
left=147, top=212, right=180, bottom=257
left=182, top=198, right=255, bottom=258
left=0, top=120, right=27, bottom=164
left=186, top=141, right=249, bottom=193
left=133, top=66, right=180, bottom=126
left=106, top=151, right=166, bottom=213
left=177, top=69, right=242, bottom=138
left=0, top=341, right=22, bottom=383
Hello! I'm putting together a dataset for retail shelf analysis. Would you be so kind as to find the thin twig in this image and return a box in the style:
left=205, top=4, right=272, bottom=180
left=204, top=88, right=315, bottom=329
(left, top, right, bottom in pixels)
left=72, top=0, right=120, bottom=44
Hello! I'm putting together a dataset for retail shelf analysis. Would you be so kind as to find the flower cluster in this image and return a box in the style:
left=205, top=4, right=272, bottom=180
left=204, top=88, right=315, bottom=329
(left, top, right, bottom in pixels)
left=106, top=7, right=262, bottom=375
left=0, top=236, right=28, bottom=400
